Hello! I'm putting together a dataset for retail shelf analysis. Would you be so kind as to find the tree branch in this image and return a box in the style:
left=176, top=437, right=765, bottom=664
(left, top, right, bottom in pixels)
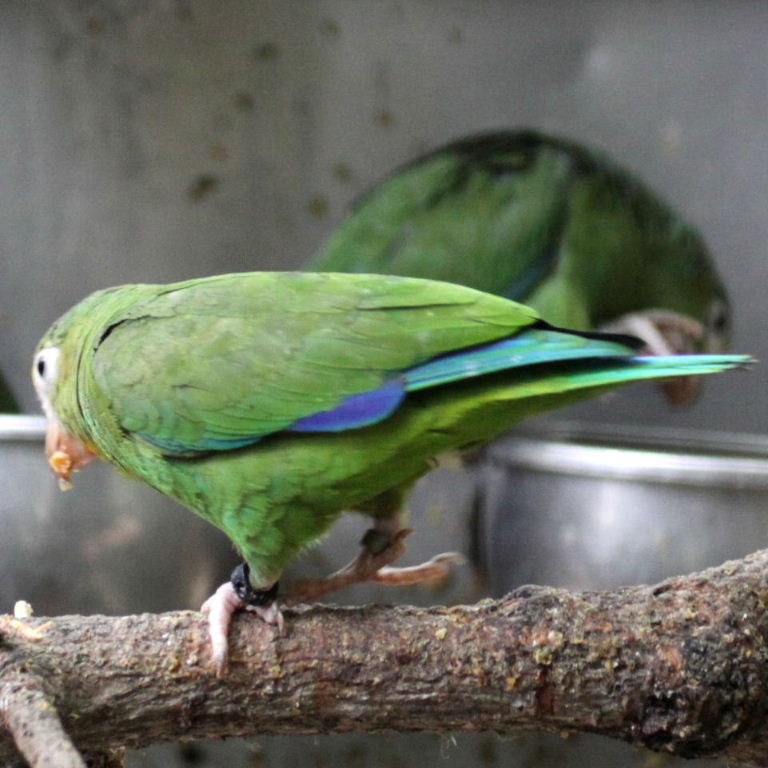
left=0, top=670, right=86, bottom=768
left=3, top=550, right=768, bottom=766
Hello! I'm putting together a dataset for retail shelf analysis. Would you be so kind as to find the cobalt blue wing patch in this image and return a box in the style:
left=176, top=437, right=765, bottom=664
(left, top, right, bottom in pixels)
left=288, top=378, right=406, bottom=432
left=138, top=379, right=407, bottom=452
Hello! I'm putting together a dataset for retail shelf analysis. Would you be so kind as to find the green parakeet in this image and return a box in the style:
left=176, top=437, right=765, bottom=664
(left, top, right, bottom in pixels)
left=309, top=130, right=731, bottom=404
left=33, top=271, right=749, bottom=673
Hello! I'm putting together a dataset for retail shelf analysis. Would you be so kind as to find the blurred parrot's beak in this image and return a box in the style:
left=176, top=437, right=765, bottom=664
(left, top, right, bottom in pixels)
left=45, top=418, right=97, bottom=490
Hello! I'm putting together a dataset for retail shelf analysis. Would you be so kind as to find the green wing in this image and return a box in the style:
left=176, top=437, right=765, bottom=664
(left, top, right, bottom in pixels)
left=92, top=272, right=537, bottom=454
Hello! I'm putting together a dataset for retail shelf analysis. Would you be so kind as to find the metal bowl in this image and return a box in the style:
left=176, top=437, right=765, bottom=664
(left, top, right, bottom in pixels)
left=476, top=421, right=768, bottom=594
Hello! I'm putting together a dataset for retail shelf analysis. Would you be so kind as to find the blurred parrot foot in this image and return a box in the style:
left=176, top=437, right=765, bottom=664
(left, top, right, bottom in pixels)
left=287, top=527, right=464, bottom=602
left=201, top=565, right=282, bottom=677
left=599, top=308, right=705, bottom=356
left=599, top=309, right=706, bottom=406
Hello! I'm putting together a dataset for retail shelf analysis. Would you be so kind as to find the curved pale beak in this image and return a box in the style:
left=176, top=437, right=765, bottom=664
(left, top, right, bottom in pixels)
left=45, top=417, right=97, bottom=490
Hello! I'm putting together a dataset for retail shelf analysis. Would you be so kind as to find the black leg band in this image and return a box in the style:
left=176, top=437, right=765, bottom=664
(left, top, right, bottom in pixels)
left=230, top=563, right=279, bottom=606
left=360, top=527, right=391, bottom=556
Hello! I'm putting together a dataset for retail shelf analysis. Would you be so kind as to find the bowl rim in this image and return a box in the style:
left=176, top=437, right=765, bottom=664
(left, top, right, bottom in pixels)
left=485, top=421, right=768, bottom=489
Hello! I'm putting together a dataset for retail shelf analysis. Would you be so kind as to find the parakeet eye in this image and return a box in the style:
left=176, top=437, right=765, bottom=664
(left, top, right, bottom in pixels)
left=32, top=347, right=61, bottom=396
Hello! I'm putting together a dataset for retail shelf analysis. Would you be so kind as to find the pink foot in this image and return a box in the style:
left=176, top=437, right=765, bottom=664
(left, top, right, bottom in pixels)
left=287, top=528, right=465, bottom=603
left=600, top=309, right=705, bottom=357
left=201, top=582, right=283, bottom=676
left=374, top=551, right=465, bottom=585
left=201, top=582, right=244, bottom=677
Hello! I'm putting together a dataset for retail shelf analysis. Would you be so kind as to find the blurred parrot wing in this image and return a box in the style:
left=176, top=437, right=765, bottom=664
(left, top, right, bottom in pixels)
left=310, top=131, right=575, bottom=299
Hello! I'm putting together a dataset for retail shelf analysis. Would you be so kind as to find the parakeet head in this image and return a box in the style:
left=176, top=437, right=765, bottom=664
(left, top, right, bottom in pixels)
left=32, top=288, right=123, bottom=489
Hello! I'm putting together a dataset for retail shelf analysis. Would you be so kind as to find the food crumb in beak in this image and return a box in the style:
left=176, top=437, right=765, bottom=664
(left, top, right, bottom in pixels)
left=49, top=449, right=74, bottom=490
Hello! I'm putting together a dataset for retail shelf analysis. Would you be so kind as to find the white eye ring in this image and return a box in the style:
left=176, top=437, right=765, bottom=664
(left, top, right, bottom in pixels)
left=33, top=347, right=61, bottom=395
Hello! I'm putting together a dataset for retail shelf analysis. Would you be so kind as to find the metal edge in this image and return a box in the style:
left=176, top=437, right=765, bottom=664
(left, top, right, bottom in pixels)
left=487, top=435, right=768, bottom=489
left=0, top=414, right=47, bottom=440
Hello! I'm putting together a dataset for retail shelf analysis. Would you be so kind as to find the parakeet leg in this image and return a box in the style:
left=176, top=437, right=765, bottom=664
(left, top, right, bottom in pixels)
left=201, top=564, right=282, bottom=676
left=599, top=309, right=706, bottom=405
left=287, top=515, right=463, bottom=602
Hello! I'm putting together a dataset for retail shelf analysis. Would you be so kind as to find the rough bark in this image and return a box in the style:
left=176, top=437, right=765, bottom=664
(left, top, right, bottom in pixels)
left=2, top=550, right=768, bottom=766
left=0, top=670, right=86, bottom=768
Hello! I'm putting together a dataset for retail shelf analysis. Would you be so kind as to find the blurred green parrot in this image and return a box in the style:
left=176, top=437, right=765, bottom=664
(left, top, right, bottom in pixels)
left=309, top=130, right=731, bottom=405
left=33, top=272, right=749, bottom=673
